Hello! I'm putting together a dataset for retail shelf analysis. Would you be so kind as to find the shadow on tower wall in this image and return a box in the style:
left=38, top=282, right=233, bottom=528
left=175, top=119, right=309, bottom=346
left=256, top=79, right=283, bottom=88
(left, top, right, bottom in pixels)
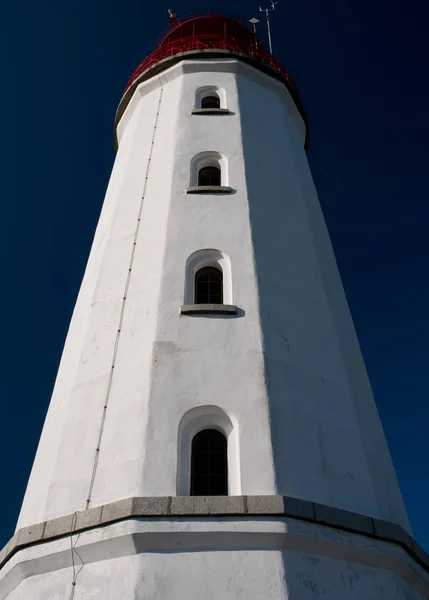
left=237, top=73, right=415, bottom=597
left=238, top=73, right=352, bottom=507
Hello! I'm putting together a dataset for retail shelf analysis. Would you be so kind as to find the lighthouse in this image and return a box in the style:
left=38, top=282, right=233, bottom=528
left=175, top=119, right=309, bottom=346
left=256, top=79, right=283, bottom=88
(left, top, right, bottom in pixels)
left=1, top=12, right=429, bottom=599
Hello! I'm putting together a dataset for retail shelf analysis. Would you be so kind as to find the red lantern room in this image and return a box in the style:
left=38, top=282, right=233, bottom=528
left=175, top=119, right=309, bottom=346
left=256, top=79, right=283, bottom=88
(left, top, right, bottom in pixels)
left=116, top=11, right=308, bottom=148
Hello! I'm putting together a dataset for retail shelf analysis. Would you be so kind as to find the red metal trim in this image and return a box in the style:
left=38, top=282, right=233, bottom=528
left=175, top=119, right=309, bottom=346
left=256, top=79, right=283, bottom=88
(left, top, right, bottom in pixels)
left=125, top=13, right=296, bottom=93
left=154, top=11, right=245, bottom=47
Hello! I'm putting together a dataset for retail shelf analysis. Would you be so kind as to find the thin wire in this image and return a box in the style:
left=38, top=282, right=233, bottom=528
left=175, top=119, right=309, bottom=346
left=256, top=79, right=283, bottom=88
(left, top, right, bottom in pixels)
left=68, top=513, right=84, bottom=600
left=84, top=79, right=165, bottom=512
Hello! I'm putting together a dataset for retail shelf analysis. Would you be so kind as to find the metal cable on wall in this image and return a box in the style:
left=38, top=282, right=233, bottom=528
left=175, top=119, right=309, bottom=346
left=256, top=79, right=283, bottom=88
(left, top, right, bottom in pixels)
left=68, top=512, right=84, bottom=600
left=84, top=81, right=164, bottom=512
left=66, top=74, right=165, bottom=600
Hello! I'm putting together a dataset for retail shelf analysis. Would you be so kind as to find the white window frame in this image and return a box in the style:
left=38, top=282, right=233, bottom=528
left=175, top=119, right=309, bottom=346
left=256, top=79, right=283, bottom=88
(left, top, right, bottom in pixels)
left=190, top=151, right=229, bottom=187
left=195, top=86, right=227, bottom=110
left=177, top=405, right=240, bottom=496
left=184, top=249, right=233, bottom=305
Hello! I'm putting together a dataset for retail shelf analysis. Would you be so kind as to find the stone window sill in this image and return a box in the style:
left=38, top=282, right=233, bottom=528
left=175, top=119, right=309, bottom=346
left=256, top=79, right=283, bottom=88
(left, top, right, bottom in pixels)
left=191, top=108, right=230, bottom=115
left=181, top=304, right=237, bottom=315
left=186, top=186, right=232, bottom=194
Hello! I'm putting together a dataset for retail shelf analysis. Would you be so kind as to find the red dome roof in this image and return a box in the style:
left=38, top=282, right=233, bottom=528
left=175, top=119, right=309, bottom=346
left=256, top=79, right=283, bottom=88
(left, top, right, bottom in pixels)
left=125, top=13, right=296, bottom=92
left=115, top=12, right=308, bottom=151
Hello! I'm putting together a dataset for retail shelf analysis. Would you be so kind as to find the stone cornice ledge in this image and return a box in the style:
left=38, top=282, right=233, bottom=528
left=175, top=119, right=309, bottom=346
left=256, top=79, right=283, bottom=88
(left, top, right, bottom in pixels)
left=191, top=108, right=231, bottom=115
left=186, top=185, right=233, bottom=194
left=1, top=495, right=428, bottom=574
left=181, top=304, right=237, bottom=315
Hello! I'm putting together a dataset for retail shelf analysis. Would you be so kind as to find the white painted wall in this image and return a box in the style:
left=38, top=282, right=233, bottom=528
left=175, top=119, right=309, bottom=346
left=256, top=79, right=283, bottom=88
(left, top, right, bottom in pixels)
left=1, top=518, right=427, bottom=600
left=6, top=55, right=413, bottom=597
left=233, top=69, right=410, bottom=529
left=5, top=551, right=424, bottom=600
left=17, top=58, right=409, bottom=530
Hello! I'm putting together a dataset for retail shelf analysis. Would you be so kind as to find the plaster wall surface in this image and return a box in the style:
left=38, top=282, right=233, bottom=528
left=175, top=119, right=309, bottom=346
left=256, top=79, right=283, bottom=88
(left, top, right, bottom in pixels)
left=7, top=554, right=422, bottom=600
left=16, top=71, right=182, bottom=527
left=234, top=72, right=410, bottom=530
left=1, top=518, right=428, bottom=600
left=16, top=59, right=409, bottom=533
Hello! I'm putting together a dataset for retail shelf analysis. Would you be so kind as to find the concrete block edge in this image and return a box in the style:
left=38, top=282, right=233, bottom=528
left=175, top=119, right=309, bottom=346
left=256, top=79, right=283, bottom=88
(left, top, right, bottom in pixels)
left=1, top=495, right=427, bottom=575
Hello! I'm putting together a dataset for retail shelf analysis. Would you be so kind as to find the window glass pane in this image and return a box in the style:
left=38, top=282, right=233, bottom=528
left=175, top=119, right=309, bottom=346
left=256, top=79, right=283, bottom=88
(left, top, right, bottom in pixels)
left=209, top=452, right=227, bottom=475
left=201, top=95, right=221, bottom=109
left=209, top=293, right=222, bottom=303
left=191, top=429, right=228, bottom=496
left=195, top=267, right=223, bottom=304
left=209, top=434, right=226, bottom=453
left=198, top=281, right=209, bottom=294
left=198, top=166, right=221, bottom=187
left=192, top=475, right=209, bottom=496
left=194, top=431, right=211, bottom=452
left=193, top=452, right=209, bottom=475
left=210, top=475, right=228, bottom=496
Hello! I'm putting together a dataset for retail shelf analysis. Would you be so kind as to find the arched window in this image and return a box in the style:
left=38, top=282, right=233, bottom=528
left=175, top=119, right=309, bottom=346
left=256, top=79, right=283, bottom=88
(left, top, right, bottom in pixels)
left=177, top=405, right=239, bottom=496
left=195, top=86, right=226, bottom=110
left=198, top=166, right=221, bottom=187
left=184, top=250, right=232, bottom=306
left=195, top=266, right=223, bottom=304
left=191, top=429, right=228, bottom=496
left=189, top=152, right=229, bottom=191
left=201, top=95, right=221, bottom=109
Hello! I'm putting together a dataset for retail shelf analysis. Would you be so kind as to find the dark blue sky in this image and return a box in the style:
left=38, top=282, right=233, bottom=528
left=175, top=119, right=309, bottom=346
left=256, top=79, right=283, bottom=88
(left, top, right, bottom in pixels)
left=1, top=0, right=428, bottom=551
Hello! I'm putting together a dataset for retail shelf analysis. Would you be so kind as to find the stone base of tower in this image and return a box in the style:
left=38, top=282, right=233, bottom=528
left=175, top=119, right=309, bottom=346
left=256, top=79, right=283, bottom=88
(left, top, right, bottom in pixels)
left=1, top=497, right=429, bottom=599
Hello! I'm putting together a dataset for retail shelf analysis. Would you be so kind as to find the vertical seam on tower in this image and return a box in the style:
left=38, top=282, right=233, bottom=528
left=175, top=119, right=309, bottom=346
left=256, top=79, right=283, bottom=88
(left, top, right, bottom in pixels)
left=84, top=80, right=164, bottom=511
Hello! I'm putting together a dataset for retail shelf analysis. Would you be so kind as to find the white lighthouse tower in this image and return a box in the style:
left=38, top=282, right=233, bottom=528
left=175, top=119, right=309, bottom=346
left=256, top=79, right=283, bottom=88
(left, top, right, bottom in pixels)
left=1, top=12, right=429, bottom=600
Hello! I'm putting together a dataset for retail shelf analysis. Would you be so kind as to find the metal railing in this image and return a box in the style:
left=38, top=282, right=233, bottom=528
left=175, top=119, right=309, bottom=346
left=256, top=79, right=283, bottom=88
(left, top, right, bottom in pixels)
left=125, top=32, right=295, bottom=91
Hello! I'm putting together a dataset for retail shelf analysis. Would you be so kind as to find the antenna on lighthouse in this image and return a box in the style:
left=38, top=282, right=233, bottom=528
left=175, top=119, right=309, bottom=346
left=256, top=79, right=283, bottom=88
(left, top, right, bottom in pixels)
left=167, top=8, right=176, bottom=24
left=259, top=1, right=277, bottom=55
left=249, top=17, right=260, bottom=50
